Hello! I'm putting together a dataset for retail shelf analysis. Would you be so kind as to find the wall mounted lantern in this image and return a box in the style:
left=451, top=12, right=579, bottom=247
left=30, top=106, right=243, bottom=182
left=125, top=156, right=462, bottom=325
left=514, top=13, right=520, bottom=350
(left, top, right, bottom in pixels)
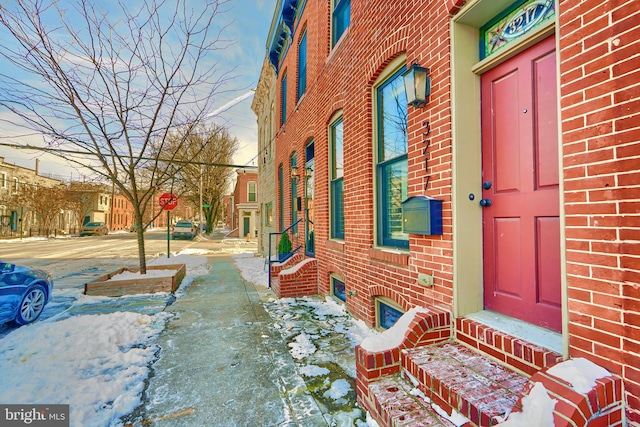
left=402, top=63, right=431, bottom=108
left=290, top=166, right=299, bottom=180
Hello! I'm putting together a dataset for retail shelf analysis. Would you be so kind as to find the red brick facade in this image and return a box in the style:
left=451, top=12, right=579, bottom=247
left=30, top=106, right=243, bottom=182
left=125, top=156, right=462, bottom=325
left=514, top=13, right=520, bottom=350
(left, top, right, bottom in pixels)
left=558, top=0, right=640, bottom=421
left=261, top=0, right=640, bottom=423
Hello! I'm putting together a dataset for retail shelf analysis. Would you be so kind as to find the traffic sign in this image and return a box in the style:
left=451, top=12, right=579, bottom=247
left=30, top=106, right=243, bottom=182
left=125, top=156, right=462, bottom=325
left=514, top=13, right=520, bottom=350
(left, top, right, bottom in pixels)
left=159, top=193, right=178, bottom=211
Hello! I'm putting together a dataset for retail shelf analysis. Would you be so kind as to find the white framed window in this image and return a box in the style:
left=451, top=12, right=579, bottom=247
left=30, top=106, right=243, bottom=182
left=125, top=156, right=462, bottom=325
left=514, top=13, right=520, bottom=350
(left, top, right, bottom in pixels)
left=248, top=181, right=257, bottom=202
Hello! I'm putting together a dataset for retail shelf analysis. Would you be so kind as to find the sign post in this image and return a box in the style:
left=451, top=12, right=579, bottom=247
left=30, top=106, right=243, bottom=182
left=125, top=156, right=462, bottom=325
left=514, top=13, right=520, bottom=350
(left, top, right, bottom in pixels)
left=159, top=193, right=178, bottom=258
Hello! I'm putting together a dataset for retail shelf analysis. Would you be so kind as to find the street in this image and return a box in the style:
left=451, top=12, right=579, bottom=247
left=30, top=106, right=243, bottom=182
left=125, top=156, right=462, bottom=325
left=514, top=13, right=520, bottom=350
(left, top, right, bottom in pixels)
left=0, top=230, right=257, bottom=339
left=0, top=229, right=222, bottom=265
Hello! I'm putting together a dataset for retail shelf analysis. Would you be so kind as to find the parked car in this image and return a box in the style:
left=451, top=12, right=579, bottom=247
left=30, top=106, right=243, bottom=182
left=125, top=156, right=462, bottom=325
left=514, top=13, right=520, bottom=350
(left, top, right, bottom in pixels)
left=0, top=261, right=53, bottom=326
left=171, top=221, right=198, bottom=240
left=80, top=222, right=109, bottom=236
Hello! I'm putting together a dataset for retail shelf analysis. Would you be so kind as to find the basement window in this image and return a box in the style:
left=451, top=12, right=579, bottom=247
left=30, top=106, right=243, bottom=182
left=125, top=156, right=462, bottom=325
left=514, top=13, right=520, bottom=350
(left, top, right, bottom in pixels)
left=376, top=297, right=405, bottom=330
left=331, top=275, right=346, bottom=302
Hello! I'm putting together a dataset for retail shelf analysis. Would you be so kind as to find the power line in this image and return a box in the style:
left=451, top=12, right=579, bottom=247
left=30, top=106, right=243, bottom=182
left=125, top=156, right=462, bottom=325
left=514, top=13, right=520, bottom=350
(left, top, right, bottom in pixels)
left=0, top=142, right=257, bottom=170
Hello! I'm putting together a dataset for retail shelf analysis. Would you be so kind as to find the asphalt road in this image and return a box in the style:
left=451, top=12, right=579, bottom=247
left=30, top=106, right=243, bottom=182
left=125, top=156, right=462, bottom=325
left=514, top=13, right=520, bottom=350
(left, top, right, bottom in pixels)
left=0, top=229, right=231, bottom=265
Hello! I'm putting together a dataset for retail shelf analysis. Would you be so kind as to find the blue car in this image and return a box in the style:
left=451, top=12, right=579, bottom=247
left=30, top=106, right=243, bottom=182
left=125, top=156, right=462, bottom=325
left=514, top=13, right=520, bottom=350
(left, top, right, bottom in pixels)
left=0, top=261, right=53, bottom=326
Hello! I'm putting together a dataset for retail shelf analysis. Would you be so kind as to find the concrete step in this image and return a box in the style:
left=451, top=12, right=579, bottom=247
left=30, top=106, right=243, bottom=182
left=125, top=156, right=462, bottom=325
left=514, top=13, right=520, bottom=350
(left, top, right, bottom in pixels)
left=403, top=341, right=528, bottom=426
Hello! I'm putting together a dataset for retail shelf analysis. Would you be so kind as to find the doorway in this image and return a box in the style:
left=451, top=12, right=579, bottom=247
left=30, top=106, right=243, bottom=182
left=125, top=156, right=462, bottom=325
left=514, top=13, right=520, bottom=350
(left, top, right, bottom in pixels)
left=480, top=36, right=561, bottom=332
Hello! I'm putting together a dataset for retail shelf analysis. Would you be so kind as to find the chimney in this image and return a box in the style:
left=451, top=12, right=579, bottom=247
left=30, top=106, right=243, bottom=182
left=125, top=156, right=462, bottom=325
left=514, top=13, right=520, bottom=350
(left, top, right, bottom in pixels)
left=35, top=159, right=40, bottom=175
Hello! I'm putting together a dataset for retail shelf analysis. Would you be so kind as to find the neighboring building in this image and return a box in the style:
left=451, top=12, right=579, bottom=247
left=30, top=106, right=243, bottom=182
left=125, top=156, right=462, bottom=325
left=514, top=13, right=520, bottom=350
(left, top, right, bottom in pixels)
left=110, top=193, right=133, bottom=231
left=68, top=182, right=113, bottom=226
left=227, top=168, right=259, bottom=239
left=251, top=57, right=278, bottom=256
left=0, top=157, right=77, bottom=236
left=258, top=0, right=639, bottom=424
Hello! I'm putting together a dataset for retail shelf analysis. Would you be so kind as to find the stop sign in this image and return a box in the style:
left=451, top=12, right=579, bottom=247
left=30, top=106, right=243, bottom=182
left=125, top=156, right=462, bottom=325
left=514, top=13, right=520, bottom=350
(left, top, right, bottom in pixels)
left=159, top=193, right=178, bottom=211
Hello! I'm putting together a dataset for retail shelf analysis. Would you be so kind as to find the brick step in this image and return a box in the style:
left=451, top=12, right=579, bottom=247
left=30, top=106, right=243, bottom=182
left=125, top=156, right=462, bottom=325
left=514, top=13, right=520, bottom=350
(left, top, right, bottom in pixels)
left=369, top=374, right=463, bottom=427
left=402, top=341, right=528, bottom=426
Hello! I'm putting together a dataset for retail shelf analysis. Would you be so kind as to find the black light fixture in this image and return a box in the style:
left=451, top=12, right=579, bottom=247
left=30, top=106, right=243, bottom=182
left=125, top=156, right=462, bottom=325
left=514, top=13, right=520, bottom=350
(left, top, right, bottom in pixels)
left=402, top=63, right=431, bottom=108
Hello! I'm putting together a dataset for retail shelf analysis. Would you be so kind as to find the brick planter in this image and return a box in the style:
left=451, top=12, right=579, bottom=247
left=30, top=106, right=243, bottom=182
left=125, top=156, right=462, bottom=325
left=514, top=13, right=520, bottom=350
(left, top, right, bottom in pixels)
left=84, top=264, right=186, bottom=297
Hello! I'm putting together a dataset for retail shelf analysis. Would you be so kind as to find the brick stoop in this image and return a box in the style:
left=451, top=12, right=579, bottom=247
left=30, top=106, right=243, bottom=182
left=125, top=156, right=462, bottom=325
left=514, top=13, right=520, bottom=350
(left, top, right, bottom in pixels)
left=368, top=375, right=461, bottom=427
left=402, top=342, right=528, bottom=426
left=269, top=253, right=318, bottom=298
left=357, top=308, right=625, bottom=426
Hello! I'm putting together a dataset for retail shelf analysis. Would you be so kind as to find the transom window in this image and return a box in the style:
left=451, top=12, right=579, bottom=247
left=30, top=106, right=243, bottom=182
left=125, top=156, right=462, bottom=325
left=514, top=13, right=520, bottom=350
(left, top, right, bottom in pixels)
left=376, top=66, right=409, bottom=249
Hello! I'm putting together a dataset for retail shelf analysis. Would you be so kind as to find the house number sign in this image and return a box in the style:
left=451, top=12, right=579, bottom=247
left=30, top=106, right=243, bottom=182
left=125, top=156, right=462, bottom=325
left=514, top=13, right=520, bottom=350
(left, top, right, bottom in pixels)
left=481, top=0, right=555, bottom=59
left=422, top=120, right=431, bottom=190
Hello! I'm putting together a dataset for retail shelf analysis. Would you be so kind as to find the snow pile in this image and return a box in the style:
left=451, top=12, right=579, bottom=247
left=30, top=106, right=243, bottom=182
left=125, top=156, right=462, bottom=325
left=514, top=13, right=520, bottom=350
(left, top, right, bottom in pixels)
left=233, top=253, right=269, bottom=287
left=498, top=382, right=557, bottom=426
left=288, top=333, right=317, bottom=359
left=324, top=379, right=351, bottom=401
left=149, top=253, right=209, bottom=277
left=299, top=364, right=330, bottom=377
left=360, top=306, right=430, bottom=352
left=547, top=357, right=611, bottom=393
left=107, top=269, right=176, bottom=281
left=0, top=312, right=168, bottom=427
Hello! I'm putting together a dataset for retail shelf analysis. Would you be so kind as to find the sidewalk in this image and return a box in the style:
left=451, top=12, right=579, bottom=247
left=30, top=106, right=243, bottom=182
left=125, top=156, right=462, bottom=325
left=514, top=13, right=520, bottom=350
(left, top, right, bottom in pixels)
left=129, top=255, right=335, bottom=427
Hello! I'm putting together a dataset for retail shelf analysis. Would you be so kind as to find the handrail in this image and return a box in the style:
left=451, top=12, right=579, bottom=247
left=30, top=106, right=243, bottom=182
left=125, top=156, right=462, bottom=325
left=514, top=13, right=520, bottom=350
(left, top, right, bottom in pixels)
left=267, top=218, right=303, bottom=288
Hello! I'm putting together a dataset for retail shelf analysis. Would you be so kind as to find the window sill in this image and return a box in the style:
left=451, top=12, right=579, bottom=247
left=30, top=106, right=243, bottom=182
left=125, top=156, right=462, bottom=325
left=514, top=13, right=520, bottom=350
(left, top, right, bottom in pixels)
left=327, top=28, right=349, bottom=64
left=369, top=247, right=409, bottom=266
left=326, top=239, right=345, bottom=252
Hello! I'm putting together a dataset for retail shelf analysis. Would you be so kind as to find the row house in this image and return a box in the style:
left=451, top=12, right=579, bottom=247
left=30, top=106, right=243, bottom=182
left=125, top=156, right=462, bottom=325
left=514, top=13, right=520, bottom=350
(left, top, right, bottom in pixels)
left=225, top=168, right=259, bottom=238
left=0, top=157, right=77, bottom=236
left=68, top=182, right=113, bottom=226
left=255, top=0, right=639, bottom=425
left=252, top=58, right=278, bottom=256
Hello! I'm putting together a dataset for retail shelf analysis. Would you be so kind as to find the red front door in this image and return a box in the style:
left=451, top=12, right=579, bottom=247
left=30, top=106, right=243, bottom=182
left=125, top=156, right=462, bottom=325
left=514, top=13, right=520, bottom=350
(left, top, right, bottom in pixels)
left=481, top=36, right=561, bottom=332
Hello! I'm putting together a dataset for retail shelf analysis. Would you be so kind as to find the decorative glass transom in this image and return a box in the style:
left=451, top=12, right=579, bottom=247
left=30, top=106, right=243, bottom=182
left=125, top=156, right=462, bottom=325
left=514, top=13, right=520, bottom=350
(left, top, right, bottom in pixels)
left=480, top=0, right=555, bottom=59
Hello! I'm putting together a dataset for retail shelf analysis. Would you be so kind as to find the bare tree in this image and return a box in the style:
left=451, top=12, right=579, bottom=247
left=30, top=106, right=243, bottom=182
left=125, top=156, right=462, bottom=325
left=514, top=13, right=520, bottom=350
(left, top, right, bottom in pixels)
left=21, top=184, right=68, bottom=236
left=162, top=124, right=237, bottom=233
left=0, top=0, right=234, bottom=272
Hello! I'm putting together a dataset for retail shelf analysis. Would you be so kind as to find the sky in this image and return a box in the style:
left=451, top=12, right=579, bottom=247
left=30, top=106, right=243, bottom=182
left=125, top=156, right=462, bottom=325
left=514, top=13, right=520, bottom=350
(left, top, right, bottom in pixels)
left=0, top=0, right=276, bottom=181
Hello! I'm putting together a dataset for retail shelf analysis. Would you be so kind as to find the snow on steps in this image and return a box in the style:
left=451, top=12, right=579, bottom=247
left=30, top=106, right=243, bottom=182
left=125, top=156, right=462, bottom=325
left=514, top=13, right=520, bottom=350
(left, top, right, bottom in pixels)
left=356, top=308, right=625, bottom=426
left=368, top=342, right=527, bottom=427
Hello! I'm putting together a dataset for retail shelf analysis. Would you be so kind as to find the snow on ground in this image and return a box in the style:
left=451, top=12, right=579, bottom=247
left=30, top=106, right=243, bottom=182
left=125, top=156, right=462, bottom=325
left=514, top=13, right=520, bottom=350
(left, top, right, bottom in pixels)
left=107, top=269, right=176, bottom=281
left=0, top=251, right=210, bottom=427
left=0, top=312, right=169, bottom=426
left=234, top=254, right=378, bottom=426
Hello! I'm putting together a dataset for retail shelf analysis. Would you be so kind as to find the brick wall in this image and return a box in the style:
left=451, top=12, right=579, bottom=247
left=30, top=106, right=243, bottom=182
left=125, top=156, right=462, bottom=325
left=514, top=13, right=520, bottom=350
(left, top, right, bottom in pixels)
left=268, top=0, right=640, bottom=421
left=274, top=0, right=455, bottom=330
left=558, top=0, right=640, bottom=422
